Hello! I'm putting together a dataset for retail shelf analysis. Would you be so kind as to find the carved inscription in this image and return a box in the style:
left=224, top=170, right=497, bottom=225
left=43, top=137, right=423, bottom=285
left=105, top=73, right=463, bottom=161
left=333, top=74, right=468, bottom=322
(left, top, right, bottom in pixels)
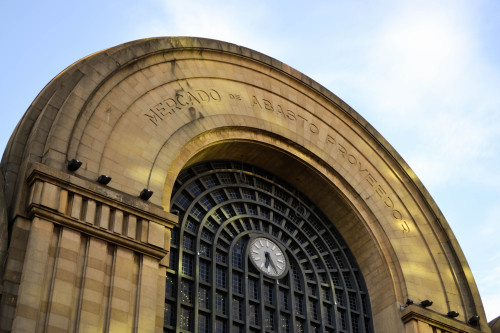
left=327, top=137, right=410, bottom=233
left=144, top=89, right=221, bottom=126
left=142, top=88, right=411, bottom=232
left=251, top=96, right=319, bottom=134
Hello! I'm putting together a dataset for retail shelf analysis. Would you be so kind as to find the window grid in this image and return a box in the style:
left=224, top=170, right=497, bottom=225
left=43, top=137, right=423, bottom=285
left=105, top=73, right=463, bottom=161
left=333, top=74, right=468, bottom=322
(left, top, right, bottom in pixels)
left=183, top=235, right=195, bottom=251
left=232, top=241, right=244, bottom=268
left=310, top=300, right=318, bottom=320
left=179, top=307, right=191, bottom=331
left=199, top=260, right=210, bottom=282
left=248, top=278, right=259, bottom=299
left=292, top=267, right=303, bottom=291
left=216, top=292, right=226, bottom=314
left=215, top=319, right=227, bottom=333
left=324, top=304, right=334, bottom=325
left=227, top=188, right=240, bottom=199
left=234, top=203, right=245, bottom=214
left=165, top=275, right=175, bottom=298
left=168, top=161, right=373, bottom=333
left=186, top=182, right=202, bottom=197
left=280, top=314, right=290, bottom=333
left=264, top=284, right=274, bottom=304
left=232, top=273, right=243, bottom=294
left=201, top=175, right=218, bottom=188
left=216, top=267, right=226, bottom=288
left=200, top=196, right=214, bottom=210
left=242, top=189, right=255, bottom=200
left=279, top=290, right=289, bottom=310
left=265, top=309, right=275, bottom=330
left=198, top=313, right=209, bottom=333
left=233, top=298, right=242, bottom=320
left=219, top=173, right=235, bottom=184
left=198, top=287, right=209, bottom=309
left=180, top=280, right=192, bottom=303
left=216, top=251, right=226, bottom=264
left=182, top=255, right=193, bottom=276
left=191, top=205, right=204, bottom=220
left=176, top=192, right=191, bottom=209
left=295, top=295, right=304, bottom=315
left=185, top=218, right=198, bottom=232
left=256, top=179, right=272, bottom=192
left=164, top=302, right=175, bottom=327
left=349, top=292, right=358, bottom=311
left=199, top=242, right=210, bottom=257
left=249, top=303, right=258, bottom=326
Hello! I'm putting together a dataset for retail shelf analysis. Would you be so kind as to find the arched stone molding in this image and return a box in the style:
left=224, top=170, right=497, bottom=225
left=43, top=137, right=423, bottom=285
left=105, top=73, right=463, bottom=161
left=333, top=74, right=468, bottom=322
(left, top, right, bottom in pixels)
left=0, top=37, right=488, bottom=332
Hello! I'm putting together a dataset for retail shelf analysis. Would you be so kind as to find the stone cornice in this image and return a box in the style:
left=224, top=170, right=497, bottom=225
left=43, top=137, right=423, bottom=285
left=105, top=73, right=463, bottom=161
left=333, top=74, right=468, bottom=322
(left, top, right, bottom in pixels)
left=401, top=304, right=484, bottom=333
left=26, top=162, right=178, bottom=227
left=25, top=162, right=178, bottom=263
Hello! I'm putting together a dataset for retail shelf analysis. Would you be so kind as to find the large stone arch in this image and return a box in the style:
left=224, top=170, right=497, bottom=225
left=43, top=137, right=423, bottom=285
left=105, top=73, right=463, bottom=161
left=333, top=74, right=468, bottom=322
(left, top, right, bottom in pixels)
left=0, top=37, right=488, bottom=332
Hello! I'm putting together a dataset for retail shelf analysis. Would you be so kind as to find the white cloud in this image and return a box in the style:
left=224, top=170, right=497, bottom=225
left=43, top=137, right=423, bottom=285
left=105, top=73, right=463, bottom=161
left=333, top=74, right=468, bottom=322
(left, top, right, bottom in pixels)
left=319, top=1, right=500, bottom=190
left=407, top=110, right=500, bottom=188
left=138, top=0, right=282, bottom=57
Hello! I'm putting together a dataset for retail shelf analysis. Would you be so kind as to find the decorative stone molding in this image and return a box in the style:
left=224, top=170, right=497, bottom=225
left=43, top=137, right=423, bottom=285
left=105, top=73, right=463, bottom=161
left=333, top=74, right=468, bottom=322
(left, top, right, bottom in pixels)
left=401, top=304, right=483, bottom=333
left=26, top=162, right=177, bottom=264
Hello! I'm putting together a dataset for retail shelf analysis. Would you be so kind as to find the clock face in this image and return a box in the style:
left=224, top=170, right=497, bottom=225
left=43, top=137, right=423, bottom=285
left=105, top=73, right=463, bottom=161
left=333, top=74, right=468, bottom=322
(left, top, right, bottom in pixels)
left=249, top=237, right=287, bottom=278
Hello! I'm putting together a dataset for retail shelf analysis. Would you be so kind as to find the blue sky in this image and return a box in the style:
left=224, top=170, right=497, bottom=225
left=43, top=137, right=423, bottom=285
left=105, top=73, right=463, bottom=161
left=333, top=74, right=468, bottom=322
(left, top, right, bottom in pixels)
left=1, top=0, right=499, bottom=322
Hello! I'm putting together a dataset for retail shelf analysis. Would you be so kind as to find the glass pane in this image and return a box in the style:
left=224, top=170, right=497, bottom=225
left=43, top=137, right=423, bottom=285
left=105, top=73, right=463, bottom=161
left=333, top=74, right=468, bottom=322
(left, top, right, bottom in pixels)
left=198, top=287, right=209, bottom=309
left=216, top=292, right=226, bottom=314
left=179, top=307, right=191, bottom=331
left=198, top=313, right=209, bottom=333
left=265, top=309, right=274, bottom=330
left=180, top=280, right=192, bottom=303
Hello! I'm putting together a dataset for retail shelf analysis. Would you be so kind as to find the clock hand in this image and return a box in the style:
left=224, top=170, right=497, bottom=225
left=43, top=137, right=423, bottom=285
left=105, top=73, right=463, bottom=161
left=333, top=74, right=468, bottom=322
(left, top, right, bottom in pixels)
left=264, top=252, right=270, bottom=268
left=268, top=256, right=279, bottom=274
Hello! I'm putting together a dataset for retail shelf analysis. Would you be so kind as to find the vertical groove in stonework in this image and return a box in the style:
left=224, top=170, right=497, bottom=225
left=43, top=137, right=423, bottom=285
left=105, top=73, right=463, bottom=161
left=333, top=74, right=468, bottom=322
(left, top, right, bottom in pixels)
left=41, top=225, right=62, bottom=333
left=109, top=208, right=116, bottom=233
left=103, top=245, right=116, bottom=331
left=95, top=203, right=102, bottom=228
left=48, top=228, right=83, bottom=331
left=72, top=236, right=89, bottom=331
left=81, top=198, right=88, bottom=222
left=0, top=220, right=26, bottom=331
left=128, top=252, right=139, bottom=331
left=37, top=222, right=61, bottom=331
left=132, top=254, right=143, bottom=333
left=122, top=213, right=129, bottom=237
left=127, top=215, right=138, bottom=239
left=66, top=192, right=73, bottom=216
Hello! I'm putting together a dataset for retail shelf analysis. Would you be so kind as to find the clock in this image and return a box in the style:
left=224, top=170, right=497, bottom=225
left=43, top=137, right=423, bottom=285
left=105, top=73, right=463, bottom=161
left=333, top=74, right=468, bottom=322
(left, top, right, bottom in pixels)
left=249, top=237, right=287, bottom=278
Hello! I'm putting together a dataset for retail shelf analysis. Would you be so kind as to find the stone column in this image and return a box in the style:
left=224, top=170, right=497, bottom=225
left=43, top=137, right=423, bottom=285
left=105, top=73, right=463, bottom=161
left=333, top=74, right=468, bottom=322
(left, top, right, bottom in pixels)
left=11, top=217, right=54, bottom=332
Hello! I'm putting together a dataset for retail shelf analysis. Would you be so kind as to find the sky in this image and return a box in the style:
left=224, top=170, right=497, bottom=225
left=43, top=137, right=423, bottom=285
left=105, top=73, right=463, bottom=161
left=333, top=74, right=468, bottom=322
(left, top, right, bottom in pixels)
left=1, top=0, right=499, bottom=322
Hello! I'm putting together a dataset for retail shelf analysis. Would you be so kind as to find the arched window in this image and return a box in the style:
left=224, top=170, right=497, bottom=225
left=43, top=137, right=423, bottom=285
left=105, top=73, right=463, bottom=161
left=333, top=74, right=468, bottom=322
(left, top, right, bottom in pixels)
left=166, top=161, right=373, bottom=332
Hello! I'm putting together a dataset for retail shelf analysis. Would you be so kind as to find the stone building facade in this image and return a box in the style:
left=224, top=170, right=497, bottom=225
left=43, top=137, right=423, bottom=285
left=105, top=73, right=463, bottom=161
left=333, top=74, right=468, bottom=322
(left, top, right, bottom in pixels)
left=0, top=37, right=491, bottom=332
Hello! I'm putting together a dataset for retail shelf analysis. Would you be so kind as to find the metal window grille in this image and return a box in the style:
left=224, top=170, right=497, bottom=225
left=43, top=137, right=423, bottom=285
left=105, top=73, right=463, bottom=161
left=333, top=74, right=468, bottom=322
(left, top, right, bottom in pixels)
left=166, top=161, right=373, bottom=333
